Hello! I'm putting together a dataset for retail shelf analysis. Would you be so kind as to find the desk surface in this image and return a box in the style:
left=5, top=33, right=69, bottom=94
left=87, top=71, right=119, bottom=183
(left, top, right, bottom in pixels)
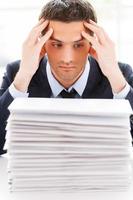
left=0, top=155, right=133, bottom=200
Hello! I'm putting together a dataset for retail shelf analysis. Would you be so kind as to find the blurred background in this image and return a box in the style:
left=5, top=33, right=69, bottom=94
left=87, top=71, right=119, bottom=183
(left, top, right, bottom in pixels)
left=0, top=0, right=133, bottom=81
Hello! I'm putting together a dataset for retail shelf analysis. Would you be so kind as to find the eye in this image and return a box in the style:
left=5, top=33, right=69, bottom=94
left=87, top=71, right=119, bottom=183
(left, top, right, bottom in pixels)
left=74, top=43, right=84, bottom=48
left=52, top=43, right=62, bottom=48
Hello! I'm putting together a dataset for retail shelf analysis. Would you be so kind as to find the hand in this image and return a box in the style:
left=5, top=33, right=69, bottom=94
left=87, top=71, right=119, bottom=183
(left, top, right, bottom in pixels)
left=81, top=20, right=127, bottom=93
left=13, top=19, right=53, bottom=92
left=20, top=19, right=53, bottom=77
left=82, top=20, right=118, bottom=77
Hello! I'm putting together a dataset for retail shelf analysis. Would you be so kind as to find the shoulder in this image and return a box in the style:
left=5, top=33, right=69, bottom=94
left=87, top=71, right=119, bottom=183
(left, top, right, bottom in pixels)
left=89, top=56, right=133, bottom=76
left=6, top=60, right=20, bottom=71
left=5, top=60, right=21, bottom=80
left=118, top=62, right=133, bottom=86
left=88, top=56, right=133, bottom=85
left=118, top=62, right=133, bottom=72
left=118, top=62, right=133, bottom=79
left=89, top=56, right=133, bottom=72
left=5, top=56, right=47, bottom=80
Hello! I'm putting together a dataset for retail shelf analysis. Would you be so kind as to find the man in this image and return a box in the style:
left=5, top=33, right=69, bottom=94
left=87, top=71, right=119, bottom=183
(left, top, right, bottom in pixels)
left=0, top=0, right=133, bottom=155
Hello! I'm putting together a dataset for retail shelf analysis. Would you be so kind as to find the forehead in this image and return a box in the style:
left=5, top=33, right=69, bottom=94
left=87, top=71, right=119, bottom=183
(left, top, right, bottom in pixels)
left=48, top=21, right=86, bottom=43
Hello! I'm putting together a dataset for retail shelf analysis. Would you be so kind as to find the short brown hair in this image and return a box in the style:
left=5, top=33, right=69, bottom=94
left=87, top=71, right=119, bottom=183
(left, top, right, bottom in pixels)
left=39, top=0, right=97, bottom=23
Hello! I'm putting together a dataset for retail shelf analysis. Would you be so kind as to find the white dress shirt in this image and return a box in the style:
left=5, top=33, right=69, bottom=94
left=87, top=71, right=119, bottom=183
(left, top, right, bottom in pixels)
left=9, top=59, right=130, bottom=99
left=46, top=59, right=90, bottom=98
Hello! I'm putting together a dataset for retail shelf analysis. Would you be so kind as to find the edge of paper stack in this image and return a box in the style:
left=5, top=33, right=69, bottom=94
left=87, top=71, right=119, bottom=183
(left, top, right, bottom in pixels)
left=6, top=98, right=133, bottom=192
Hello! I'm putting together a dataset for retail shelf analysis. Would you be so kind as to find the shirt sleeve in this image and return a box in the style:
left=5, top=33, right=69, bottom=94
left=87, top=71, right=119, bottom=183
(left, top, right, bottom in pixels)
left=9, top=83, right=29, bottom=99
left=113, top=82, right=130, bottom=99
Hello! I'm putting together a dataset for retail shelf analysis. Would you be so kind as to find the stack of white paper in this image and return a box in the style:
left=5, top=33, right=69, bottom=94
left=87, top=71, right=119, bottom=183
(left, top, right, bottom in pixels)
left=6, top=98, right=133, bottom=192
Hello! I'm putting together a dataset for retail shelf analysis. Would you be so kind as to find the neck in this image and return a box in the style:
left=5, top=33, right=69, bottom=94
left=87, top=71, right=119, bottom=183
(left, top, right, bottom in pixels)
left=57, top=80, right=76, bottom=89
left=51, top=70, right=84, bottom=89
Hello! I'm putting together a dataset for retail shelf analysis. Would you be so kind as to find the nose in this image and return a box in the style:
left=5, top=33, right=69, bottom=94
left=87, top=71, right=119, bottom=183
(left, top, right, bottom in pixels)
left=61, top=46, right=74, bottom=64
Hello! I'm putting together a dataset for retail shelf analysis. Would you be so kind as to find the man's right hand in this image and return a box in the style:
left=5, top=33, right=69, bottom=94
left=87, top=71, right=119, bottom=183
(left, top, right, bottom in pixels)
left=13, top=19, right=53, bottom=92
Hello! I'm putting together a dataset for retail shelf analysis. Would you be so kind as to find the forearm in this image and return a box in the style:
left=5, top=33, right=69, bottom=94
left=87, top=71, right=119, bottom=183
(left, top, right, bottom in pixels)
left=106, top=66, right=127, bottom=93
left=13, top=69, right=33, bottom=92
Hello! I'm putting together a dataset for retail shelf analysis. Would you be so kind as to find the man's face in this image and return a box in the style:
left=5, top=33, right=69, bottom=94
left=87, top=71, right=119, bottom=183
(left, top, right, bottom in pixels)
left=44, top=21, right=91, bottom=87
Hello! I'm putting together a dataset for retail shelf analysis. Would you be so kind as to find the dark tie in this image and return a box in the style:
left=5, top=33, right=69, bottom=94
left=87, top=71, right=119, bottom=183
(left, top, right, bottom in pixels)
left=60, top=88, right=77, bottom=98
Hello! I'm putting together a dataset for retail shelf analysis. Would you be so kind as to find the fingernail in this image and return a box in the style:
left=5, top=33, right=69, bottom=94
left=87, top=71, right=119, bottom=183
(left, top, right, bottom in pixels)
left=49, top=28, right=53, bottom=33
left=40, top=18, right=45, bottom=22
left=81, top=31, right=85, bottom=35
left=89, top=19, right=95, bottom=23
left=84, top=22, right=89, bottom=26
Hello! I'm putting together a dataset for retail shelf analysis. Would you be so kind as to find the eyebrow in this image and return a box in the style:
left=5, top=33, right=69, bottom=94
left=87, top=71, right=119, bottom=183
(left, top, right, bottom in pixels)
left=49, top=36, right=84, bottom=43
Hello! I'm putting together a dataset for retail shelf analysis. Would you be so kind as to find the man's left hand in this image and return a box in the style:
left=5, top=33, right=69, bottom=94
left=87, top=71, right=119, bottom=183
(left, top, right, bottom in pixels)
left=82, top=20, right=127, bottom=93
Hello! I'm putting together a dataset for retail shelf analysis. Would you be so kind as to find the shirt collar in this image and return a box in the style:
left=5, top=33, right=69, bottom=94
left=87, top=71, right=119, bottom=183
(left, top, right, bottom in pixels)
left=46, top=58, right=90, bottom=97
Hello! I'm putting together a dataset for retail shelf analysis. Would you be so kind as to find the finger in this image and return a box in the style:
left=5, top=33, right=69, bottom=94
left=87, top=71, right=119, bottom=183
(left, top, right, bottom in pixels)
left=40, top=46, right=46, bottom=60
left=32, top=20, right=49, bottom=36
left=89, top=19, right=97, bottom=25
left=36, top=18, right=45, bottom=26
left=81, top=31, right=100, bottom=51
left=34, top=19, right=49, bottom=31
left=89, top=46, right=98, bottom=61
left=84, top=22, right=107, bottom=45
left=37, top=28, right=53, bottom=50
left=89, top=19, right=112, bottom=42
left=27, top=20, right=49, bottom=45
left=34, top=18, right=45, bottom=28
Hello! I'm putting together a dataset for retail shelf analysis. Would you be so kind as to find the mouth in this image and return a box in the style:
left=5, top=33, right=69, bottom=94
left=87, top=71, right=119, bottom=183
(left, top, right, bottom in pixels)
left=59, top=66, right=75, bottom=70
